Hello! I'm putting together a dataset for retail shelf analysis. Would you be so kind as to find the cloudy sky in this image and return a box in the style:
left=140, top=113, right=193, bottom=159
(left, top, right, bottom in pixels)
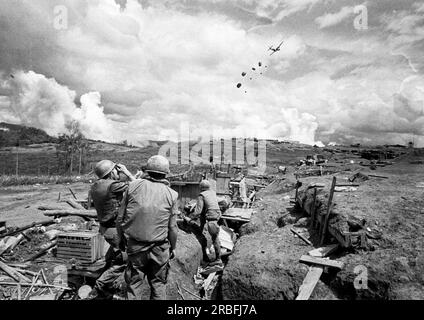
left=0, top=0, right=423, bottom=146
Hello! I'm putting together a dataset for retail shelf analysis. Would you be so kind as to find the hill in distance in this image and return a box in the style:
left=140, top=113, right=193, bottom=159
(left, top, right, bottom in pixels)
left=0, top=122, right=58, bottom=147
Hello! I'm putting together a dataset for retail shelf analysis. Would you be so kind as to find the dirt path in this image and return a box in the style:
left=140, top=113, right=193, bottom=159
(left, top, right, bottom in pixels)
left=0, top=183, right=89, bottom=227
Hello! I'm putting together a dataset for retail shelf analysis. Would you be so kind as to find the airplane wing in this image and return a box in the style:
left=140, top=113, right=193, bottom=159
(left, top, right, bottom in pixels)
left=270, top=51, right=276, bottom=56
left=276, top=40, right=284, bottom=49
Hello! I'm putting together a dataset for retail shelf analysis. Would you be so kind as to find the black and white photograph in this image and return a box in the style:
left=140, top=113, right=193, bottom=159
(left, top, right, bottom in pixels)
left=0, top=0, right=423, bottom=307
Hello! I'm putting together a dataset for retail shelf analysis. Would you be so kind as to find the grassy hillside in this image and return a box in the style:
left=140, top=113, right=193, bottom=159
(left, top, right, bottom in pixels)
left=0, top=123, right=166, bottom=175
left=0, top=123, right=411, bottom=178
left=0, top=122, right=58, bottom=147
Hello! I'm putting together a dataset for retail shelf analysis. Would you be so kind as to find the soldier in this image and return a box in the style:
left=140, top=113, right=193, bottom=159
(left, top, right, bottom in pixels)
left=184, top=180, right=222, bottom=264
left=88, top=160, right=136, bottom=299
left=118, top=155, right=178, bottom=300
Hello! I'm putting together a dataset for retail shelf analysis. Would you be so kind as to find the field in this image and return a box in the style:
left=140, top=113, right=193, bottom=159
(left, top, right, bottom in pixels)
left=0, top=141, right=160, bottom=177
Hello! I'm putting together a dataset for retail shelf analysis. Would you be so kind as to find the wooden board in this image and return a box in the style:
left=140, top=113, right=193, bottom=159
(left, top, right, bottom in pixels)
left=203, top=272, right=217, bottom=292
left=295, top=266, right=324, bottom=300
left=219, top=226, right=235, bottom=251
left=308, top=244, right=339, bottom=258
left=320, top=176, right=337, bottom=245
left=29, top=294, right=56, bottom=300
left=0, top=261, right=31, bottom=283
left=299, top=255, right=344, bottom=270
left=290, top=228, right=313, bottom=246
left=221, top=216, right=250, bottom=223
left=223, top=208, right=253, bottom=220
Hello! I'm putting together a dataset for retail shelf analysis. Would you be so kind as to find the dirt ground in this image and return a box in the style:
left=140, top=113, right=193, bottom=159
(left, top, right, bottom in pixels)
left=0, top=182, right=203, bottom=300
left=0, top=182, right=90, bottom=227
left=223, top=151, right=424, bottom=300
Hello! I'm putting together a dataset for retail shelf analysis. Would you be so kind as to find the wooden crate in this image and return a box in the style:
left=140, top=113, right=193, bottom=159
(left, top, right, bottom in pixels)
left=57, top=231, right=105, bottom=263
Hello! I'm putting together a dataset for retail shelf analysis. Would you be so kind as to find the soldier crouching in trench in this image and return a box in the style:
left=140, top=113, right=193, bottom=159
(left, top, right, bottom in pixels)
left=184, top=180, right=222, bottom=265
left=87, top=160, right=137, bottom=299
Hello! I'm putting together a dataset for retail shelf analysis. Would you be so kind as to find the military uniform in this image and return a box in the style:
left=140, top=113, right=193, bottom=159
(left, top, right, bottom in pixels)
left=90, top=179, right=128, bottom=299
left=118, top=177, right=178, bottom=300
left=190, top=189, right=222, bottom=262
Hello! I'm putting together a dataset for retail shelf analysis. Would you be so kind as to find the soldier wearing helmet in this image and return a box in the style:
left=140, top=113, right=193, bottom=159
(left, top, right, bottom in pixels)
left=88, top=160, right=136, bottom=299
left=118, top=155, right=179, bottom=300
left=184, top=180, right=222, bottom=264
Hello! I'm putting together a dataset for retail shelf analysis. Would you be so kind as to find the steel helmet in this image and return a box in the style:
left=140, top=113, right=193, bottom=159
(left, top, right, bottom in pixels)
left=199, top=180, right=211, bottom=191
left=146, top=155, right=170, bottom=175
left=94, top=160, right=116, bottom=179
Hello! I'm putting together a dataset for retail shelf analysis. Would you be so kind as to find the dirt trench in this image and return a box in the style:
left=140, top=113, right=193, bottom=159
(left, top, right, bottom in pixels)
left=220, top=179, right=337, bottom=300
left=221, top=162, right=424, bottom=300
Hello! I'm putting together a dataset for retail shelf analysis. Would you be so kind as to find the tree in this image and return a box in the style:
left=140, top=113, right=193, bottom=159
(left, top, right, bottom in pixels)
left=56, top=121, right=90, bottom=175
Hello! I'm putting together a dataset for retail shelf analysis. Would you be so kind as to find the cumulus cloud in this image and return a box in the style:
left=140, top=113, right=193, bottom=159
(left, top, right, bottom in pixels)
left=1, top=70, right=121, bottom=141
left=315, top=6, right=354, bottom=29
left=274, top=0, right=327, bottom=21
left=0, top=0, right=423, bottom=147
left=280, top=108, right=322, bottom=145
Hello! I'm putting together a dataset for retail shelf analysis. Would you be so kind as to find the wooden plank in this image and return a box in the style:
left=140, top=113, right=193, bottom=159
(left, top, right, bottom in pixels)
left=43, top=210, right=97, bottom=219
left=221, top=216, right=250, bottom=223
left=310, top=188, right=317, bottom=227
left=0, top=261, right=31, bottom=283
left=295, top=266, right=324, bottom=300
left=29, top=294, right=56, bottom=300
left=218, top=226, right=234, bottom=251
left=57, top=249, right=93, bottom=256
left=290, top=228, right=313, bottom=246
left=202, top=272, right=217, bottom=292
left=56, top=255, right=94, bottom=262
left=308, top=244, right=339, bottom=258
left=320, top=176, right=337, bottom=246
left=299, top=255, right=344, bottom=270
left=56, top=247, right=94, bottom=255
left=66, top=199, right=86, bottom=210
left=368, top=174, right=389, bottom=179
left=68, top=188, right=77, bottom=200
left=224, top=208, right=253, bottom=220
left=0, top=281, right=71, bottom=291
left=57, top=247, right=94, bottom=254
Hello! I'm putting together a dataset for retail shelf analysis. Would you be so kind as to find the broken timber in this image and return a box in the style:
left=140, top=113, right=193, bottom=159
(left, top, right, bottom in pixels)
left=68, top=188, right=77, bottom=200
left=203, top=272, right=217, bottom=294
left=295, top=266, right=324, bottom=300
left=299, top=255, right=344, bottom=270
left=0, top=261, right=31, bottom=283
left=43, top=210, right=97, bottom=219
left=0, top=281, right=71, bottom=291
left=66, top=199, right=86, bottom=210
left=368, top=174, right=389, bottom=179
left=290, top=228, right=313, bottom=246
left=319, top=176, right=337, bottom=246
